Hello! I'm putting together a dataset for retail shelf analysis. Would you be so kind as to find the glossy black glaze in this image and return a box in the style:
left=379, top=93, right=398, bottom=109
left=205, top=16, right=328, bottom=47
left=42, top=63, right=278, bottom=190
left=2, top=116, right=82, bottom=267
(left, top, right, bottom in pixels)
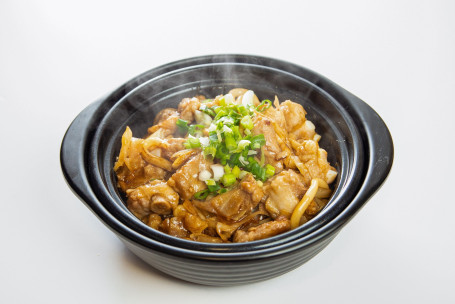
left=60, top=55, right=393, bottom=285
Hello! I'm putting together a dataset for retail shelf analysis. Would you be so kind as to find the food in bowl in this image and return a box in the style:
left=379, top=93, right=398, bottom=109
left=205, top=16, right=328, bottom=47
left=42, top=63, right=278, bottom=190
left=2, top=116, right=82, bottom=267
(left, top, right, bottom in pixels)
left=61, top=54, right=393, bottom=285
left=114, top=88, right=338, bottom=243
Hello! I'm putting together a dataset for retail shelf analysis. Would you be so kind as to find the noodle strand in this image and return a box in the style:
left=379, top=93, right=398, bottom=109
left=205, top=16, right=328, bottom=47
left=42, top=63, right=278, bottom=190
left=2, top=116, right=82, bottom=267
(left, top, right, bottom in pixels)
left=290, top=178, right=328, bottom=229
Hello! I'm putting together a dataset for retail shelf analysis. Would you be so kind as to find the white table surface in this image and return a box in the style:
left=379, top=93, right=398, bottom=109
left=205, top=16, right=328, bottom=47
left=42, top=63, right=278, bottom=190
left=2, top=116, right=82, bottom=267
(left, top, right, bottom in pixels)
left=1, top=1, right=454, bottom=303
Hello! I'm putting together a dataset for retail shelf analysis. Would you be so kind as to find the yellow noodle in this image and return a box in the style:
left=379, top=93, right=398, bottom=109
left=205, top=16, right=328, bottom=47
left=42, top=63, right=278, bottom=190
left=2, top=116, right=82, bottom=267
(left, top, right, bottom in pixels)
left=315, top=187, right=332, bottom=199
left=290, top=178, right=327, bottom=229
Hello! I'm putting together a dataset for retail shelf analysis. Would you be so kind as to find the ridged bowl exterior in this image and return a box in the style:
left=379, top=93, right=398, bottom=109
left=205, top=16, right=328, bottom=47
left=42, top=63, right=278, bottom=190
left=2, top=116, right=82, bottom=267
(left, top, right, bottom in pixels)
left=121, top=233, right=337, bottom=286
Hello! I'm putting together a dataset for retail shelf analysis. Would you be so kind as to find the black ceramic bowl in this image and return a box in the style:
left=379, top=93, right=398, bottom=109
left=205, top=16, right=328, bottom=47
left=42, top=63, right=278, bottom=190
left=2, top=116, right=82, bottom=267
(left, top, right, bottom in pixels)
left=61, top=55, right=393, bottom=286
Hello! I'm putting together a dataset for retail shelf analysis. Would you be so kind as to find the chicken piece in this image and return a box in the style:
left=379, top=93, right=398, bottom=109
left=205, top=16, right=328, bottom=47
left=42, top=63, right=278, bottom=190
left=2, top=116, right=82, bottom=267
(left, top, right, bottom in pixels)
left=144, top=213, right=162, bottom=230
left=196, top=174, right=264, bottom=222
left=178, top=97, right=201, bottom=122
left=291, top=139, right=336, bottom=184
left=116, top=164, right=164, bottom=193
left=167, top=153, right=212, bottom=200
left=159, top=217, right=189, bottom=238
left=147, top=113, right=180, bottom=137
left=208, top=189, right=252, bottom=222
left=263, top=170, right=308, bottom=218
left=233, top=216, right=291, bottom=242
left=252, top=115, right=284, bottom=172
left=172, top=200, right=209, bottom=234
left=143, top=164, right=167, bottom=181
left=153, top=108, right=179, bottom=125
left=215, top=203, right=269, bottom=241
left=239, top=173, right=264, bottom=204
left=184, top=213, right=208, bottom=234
left=162, top=138, right=186, bottom=159
left=126, top=180, right=179, bottom=218
left=141, top=136, right=186, bottom=161
left=262, top=96, right=286, bottom=130
left=216, top=221, right=242, bottom=242
left=279, top=100, right=316, bottom=140
left=265, top=114, right=297, bottom=170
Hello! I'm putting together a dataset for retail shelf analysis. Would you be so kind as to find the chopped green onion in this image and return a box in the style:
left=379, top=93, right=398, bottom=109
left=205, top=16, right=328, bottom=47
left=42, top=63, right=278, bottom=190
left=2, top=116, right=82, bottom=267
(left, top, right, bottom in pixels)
left=239, top=155, right=249, bottom=166
left=194, top=189, right=209, bottom=200
left=250, top=162, right=261, bottom=177
left=208, top=132, right=218, bottom=143
left=221, top=173, right=236, bottom=187
left=241, top=148, right=249, bottom=158
left=232, top=165, right=241, bottom=178
left=176, top=118, right=189, bottom=133
left=215, top=144, right=229, bottom=162
left=184, top=137, right=201, bottom=149
left=181, top=92, right=279, bottom=191
left=204, top=145, right=217, bottom=157
left=224, top=164, right=232, bottom=174
left=224, top=133, right=237, bottom=151
left=265, top=164, right=275, bottom=177
left=201, top=106, right=216, bottom=117
left=240, top=115, right=253, bottom=130
left=239, top=170, right=248, bottom=179
left=229, top=153, right=241, bottom=167
left=188, top=124, right=205, bottom=136
left=217, top=132, right=223, bottom=143
left=231, top=125, right=241, bottom=140
left=206, top=179, right=216, bottom=186
left=236, top=105, right=250, bottom=116
left=208, top=182, right=220, bottom=192
left=251, top=134, right=266, bottom=149
left=218, top=188, right=227, bottom=194
left=222, top=125, right=233, bottom=133
left=256, top=99, right=272, bottom=112
left=237, top=139, right=251, bottom=151
left=214, top=108, right=227, bottom=120
left=219, top=116, right=235, bottom=126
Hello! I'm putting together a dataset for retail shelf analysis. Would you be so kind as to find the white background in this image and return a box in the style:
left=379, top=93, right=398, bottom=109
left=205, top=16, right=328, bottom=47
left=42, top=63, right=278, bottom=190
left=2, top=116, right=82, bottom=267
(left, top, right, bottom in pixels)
left=1, top=1, right=454, bottom=303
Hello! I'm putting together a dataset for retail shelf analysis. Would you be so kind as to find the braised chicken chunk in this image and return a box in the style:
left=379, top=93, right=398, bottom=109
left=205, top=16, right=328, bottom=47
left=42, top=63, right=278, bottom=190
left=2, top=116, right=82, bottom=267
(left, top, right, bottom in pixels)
left=126, top=180, right=179, bottom=218
left=263, top=170, right=308, bottom=218
left=168, top=153, right=212, bottom=200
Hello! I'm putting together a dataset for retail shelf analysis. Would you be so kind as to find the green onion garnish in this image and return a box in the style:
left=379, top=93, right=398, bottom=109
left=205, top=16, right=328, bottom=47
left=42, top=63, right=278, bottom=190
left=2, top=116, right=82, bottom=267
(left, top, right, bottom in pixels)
left=265, top=164, right=276, bottom=177
left=188, top=124, right=205, bottom=136
left=221, top=173, right=236, bottom=187
left=176, top=118, right=189, bottom=133
left=256, top=99, right=272, bottom=112
left=176, top=92, right=277, bottom=199
left=240, top=115, right=253, bottom=130
left=194, top=189, right=209, bottom=200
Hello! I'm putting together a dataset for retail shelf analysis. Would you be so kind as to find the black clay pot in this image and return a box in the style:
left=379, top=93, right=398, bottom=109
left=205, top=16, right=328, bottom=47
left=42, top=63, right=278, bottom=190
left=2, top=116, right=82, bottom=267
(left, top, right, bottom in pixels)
left=60, top=55, right=393, bottom=286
